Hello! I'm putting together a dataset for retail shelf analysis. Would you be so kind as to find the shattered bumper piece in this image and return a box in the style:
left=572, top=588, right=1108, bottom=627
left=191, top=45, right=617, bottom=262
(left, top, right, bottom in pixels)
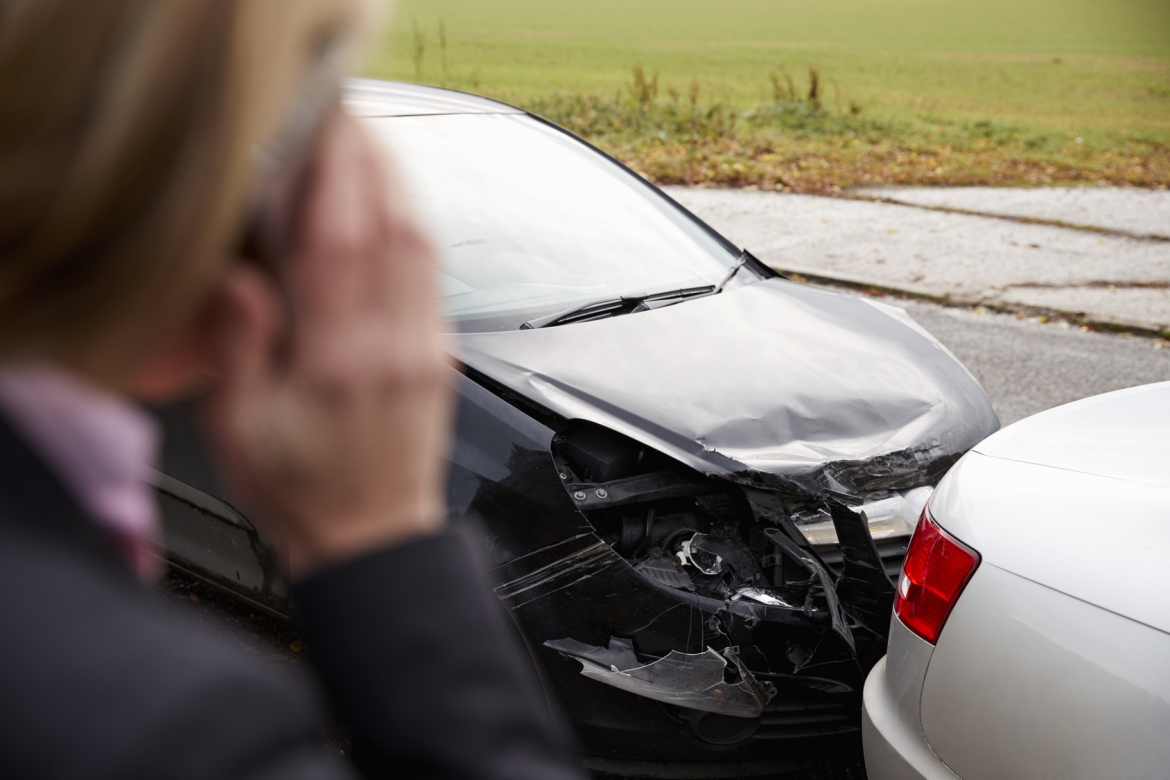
left=545, top=637, right=777, bottom=718
left=731, top=587, right=792, bottom=608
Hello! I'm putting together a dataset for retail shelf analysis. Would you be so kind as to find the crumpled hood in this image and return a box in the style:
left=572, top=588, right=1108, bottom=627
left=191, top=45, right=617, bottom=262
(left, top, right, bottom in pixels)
left=457, top=279, right=999, bottom=495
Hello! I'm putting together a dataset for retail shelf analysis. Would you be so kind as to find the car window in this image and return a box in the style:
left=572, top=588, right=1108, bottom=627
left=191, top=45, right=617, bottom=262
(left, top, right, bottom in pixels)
left=369, top=113, right=739, bottom=332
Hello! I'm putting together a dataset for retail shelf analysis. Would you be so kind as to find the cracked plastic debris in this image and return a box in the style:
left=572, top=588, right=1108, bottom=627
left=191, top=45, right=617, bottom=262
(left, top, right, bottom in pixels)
left=677, top=536, right=723, bottom=575
left=731, top=587, right=792, bottom=608
left=762, top=527, right=855, bottom=651
left=826, top=501, right=896, bottom=667
left=727, top=445, right=961, bottom=507
left=545, top=637, right=777, bottom=718
left=690, top=528, right=766, bottom=584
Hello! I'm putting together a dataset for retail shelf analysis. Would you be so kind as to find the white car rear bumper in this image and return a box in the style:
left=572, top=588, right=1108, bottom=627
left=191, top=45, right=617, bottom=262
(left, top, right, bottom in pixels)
left=861, top=615, right=959, bottom=780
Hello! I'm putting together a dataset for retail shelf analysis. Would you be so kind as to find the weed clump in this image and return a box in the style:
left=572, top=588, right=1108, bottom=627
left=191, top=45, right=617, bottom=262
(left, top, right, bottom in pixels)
left=400, top=51, right=1168, bottom=193
left=806, top=67, right=820, bottom=105
left=507, top=66, right=1170, bottom=192
left=410, top=17, right=425, bottom=82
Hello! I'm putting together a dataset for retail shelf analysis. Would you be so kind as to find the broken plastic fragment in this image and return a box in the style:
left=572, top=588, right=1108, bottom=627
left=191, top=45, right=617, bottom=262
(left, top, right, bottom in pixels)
left=677, top=536, right=723, bottom=575
left=731, top=587, right=793, bottom=608
left=545, top=637, right=776, bottom=718
left=691, top=529, right=767, bottom=583
left=826, top=501, right=897, bottom=669
left=635, top=557, right=695, bottom=590
left=762, top=527, right=855, bottom=651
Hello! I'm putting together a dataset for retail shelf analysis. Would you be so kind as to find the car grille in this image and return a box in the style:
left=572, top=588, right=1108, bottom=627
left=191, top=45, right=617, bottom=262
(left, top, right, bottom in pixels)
left=755, top=698, right=859, bottom=739
left=814, top=536, right=910, bottom=581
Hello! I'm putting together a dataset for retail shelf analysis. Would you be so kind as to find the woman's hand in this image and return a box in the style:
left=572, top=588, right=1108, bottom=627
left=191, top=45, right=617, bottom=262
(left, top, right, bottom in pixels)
left=205, top=111, right=452, bottom=579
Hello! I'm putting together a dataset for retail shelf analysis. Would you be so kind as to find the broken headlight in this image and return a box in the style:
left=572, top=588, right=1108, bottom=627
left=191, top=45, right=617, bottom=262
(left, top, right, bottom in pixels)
left=794, top=486, right=933, bottom=546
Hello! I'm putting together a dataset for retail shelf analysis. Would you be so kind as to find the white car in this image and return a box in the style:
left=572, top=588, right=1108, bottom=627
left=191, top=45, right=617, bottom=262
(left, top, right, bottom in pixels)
left=862, top=381, right=1170, bottom=779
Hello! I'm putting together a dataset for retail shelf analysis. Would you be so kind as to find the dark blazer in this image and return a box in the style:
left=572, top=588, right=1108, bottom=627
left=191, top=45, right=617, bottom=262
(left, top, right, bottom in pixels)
left=0, top=415, right=582, bottom=779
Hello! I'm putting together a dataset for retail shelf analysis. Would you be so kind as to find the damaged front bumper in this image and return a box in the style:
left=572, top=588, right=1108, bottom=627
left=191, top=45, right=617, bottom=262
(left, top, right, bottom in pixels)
left=546, top=638, right=777, bottom=718
left=515, top=483, right=901, bottom=730
left=476, top=404, right=951, bottom=768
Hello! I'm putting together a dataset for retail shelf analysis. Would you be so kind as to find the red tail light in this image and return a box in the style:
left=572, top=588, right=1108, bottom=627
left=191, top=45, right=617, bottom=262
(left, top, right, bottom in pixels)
left=894, top=508, right=981, bottom=645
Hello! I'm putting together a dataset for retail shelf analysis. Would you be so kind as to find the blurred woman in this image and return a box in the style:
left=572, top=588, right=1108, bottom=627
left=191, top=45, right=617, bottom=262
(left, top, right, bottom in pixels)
left=0, top=1, right=580, bottom=777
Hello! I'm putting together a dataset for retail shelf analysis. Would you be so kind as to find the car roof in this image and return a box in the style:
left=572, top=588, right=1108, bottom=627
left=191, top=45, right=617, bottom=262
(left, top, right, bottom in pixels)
left=343, top=78, right=524, bottom=118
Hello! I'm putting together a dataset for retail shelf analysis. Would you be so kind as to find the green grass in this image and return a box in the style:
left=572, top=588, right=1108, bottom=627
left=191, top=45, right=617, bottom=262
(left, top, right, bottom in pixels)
left=367, top=0, right=1170, bottom=138
left=362, top=1, right=1170, bottom=190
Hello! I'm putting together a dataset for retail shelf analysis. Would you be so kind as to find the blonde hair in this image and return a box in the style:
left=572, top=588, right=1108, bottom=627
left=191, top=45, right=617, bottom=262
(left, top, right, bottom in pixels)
left=0, top=0, right=365, bottom=382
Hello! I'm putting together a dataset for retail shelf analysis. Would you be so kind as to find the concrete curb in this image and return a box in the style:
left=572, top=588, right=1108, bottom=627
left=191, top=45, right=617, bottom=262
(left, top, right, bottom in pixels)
left=663, top=185, right=1169, bottom=337
left=846, top=195, right=1170, bottom=243
left=778, top=269, right=1170, bottom=341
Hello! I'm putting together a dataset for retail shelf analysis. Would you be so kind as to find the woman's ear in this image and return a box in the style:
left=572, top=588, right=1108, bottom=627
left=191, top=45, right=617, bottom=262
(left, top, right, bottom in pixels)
left=123, top=295, right=219, bottom=403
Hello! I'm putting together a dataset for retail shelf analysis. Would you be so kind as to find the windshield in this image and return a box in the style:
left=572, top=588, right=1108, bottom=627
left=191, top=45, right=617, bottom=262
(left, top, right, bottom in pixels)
left=369, top=113, right=739, bottom=332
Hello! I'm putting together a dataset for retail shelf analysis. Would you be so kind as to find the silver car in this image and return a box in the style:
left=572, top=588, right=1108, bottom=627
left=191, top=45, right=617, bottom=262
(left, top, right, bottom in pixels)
left=862, top=381, right=1170, bottom=779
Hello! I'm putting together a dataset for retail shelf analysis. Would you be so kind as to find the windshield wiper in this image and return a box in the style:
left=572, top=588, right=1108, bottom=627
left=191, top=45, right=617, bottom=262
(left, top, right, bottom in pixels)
left=520, top=285, right=715, bottom=330
left=715, top=252, right=750, bottom=294
left=518, top=251, right=757, bottom=330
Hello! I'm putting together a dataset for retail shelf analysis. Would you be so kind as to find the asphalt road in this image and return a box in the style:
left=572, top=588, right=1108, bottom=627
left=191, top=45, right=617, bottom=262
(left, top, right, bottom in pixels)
left=897, top=296, right=1170, bottom=426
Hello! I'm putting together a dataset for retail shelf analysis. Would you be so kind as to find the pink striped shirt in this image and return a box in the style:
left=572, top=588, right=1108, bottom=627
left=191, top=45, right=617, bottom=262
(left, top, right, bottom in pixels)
left=0, top=366, right=162, bottom=579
